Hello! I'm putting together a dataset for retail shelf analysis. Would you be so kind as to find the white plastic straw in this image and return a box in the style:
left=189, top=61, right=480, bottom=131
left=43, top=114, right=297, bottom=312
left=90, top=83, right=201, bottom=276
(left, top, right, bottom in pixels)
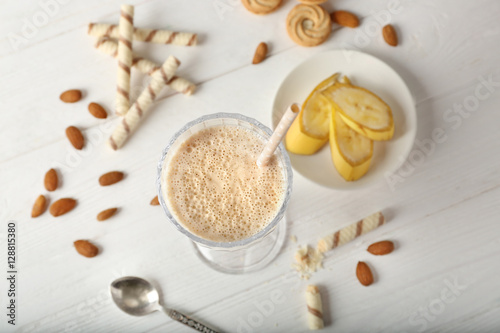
left=257, top=103, right=300, bottom=167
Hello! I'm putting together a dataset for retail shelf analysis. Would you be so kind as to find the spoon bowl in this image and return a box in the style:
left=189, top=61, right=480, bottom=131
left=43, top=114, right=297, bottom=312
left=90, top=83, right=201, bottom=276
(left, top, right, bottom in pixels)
left=110, top=276, right=161, bottom=316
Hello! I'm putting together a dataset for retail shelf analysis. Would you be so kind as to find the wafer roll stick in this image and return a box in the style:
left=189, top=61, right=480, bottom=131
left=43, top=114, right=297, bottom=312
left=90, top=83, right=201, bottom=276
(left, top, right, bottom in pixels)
left=88, top=23, right=198, bottom=46
left=108, top=56, right=180, bottom=150
left=317, top=212, right=385, bottom=253
left=306, top=285, right=324, bottom=330
left=257, top=103, right=300, bottom=167
left=95, top=38, right=196, bottom=95
left=115, top=5, right=134, bottom=116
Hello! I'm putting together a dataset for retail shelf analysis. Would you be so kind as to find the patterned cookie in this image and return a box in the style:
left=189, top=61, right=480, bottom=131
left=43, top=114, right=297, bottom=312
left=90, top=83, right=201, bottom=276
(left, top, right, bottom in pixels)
left=286, top=4, right=332, bottom=47
left=297, top=0, right=328, bottom=4
left=241, top=0, right=282, bottom=15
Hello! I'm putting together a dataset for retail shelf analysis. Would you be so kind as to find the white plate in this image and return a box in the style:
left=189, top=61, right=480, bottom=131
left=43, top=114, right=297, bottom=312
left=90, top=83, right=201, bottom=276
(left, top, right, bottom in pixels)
left=272, top=50, right=417, bottom=190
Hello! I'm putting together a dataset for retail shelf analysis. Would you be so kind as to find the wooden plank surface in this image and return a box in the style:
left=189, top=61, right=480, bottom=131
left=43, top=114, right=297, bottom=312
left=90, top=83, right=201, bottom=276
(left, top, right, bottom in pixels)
left=0, top=0, right=499, bottom=332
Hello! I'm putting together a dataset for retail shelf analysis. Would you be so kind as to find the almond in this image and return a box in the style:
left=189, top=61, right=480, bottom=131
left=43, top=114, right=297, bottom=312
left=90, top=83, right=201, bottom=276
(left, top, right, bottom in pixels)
left=367, top=240, right=394, bottom=255
left=60, top=89, right=82, bottom=103
left=74, top=240, right=99, bottom=258
left=99, top=171, right=124, bottom=186
left=31, top=195, right=47, bottom=218
left=49, top=198, right=76, bottom=217
left=382, top=24, right=398, bottom=46
left=88, top=102, right=107, bottom=119
left=150, top=196, right=159, bottom=206
left=44, top=168, right=58, bottom=191
left=97, top=208, right=118, bottom=221
left=331, top=11, right=359, bottom=28
left=66, top=126, right=85, bottom=150
left=356, top=261, right=374, bottom=286
left=252, top=42, right=268, bottom=65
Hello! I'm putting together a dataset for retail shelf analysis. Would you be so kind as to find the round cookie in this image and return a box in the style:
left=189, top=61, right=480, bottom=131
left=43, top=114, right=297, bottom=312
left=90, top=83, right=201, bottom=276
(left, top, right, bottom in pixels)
left=286, top=4, right=332, bottom=47
left=241, top=0, right=283, bottom=15
left=297, top=0, right=328, bottom=4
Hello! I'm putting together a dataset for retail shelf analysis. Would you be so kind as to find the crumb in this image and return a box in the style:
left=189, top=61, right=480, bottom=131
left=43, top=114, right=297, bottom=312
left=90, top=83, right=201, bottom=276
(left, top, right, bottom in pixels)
left=292, top=245, right=324, bottom=279
left=290, top=235, right=297, bottom=243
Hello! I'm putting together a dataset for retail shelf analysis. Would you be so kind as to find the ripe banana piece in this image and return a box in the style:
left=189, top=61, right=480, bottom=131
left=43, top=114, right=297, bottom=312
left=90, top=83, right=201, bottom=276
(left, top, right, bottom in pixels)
left=322, top=78, right=394, bottom=141
left=330, top=111, right=373, bottom=181
left=285, top=73, right=339, bottom=155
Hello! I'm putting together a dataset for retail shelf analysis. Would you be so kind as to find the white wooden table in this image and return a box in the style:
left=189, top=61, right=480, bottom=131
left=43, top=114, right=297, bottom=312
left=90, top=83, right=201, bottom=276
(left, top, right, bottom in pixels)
left=1, top=0, right=499, bottom=332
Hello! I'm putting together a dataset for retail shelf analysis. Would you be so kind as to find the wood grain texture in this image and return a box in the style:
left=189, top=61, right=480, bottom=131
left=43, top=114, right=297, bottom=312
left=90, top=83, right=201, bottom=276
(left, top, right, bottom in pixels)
left=0, top=0, right=499, bottom=332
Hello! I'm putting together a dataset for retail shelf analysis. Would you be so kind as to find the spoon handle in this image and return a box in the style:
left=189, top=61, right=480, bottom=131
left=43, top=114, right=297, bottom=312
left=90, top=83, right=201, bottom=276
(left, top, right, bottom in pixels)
left=165, top=308, right=220, bottom=333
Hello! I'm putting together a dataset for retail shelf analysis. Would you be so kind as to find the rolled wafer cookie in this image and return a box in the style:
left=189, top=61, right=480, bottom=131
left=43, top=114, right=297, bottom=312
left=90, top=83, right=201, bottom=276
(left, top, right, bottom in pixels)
left=241, top=0, right=282, bottom=15
left=116, top=5, right=134, bottom=116
left=286, top=4, right=332, bottom=47
left=306, top=285, right=324, bottom=330
left=317, top=212, right=385, bottom=253
left=108, top=56, right=180, bottom=150
left=88, top=23, right=198, bottom=46
left=95, top=37, right=196, bottom=95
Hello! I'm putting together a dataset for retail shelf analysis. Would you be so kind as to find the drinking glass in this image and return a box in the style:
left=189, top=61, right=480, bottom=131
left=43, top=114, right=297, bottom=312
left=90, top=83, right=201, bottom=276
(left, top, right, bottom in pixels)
left=156, top=113, right=293, bottom=274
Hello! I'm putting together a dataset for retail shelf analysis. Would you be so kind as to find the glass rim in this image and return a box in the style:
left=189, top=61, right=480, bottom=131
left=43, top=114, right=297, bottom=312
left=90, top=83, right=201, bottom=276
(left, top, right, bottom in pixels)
left=156, top=112, right=293, bottom=249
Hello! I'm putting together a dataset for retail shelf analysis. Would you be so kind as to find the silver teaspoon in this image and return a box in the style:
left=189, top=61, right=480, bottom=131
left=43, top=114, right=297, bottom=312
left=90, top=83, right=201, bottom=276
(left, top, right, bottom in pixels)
left=110, top=276, right=219, bottom=333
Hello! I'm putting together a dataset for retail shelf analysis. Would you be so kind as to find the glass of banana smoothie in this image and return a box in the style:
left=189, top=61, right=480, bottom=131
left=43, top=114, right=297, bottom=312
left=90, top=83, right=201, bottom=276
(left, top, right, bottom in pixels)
left=157, top=113, right=293, bottom=274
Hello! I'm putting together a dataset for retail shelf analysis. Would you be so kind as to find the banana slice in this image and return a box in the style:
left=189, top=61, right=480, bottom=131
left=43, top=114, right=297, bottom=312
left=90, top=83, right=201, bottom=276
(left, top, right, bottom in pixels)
left=301, top=73, right=340, bottom=139
left=286, top=73, right=339, bottom=155
left=322, top=78, right=394, bottom=141
left=285, top=110, right=328, bottom=155
left=330, top=111, right=373, bottom=181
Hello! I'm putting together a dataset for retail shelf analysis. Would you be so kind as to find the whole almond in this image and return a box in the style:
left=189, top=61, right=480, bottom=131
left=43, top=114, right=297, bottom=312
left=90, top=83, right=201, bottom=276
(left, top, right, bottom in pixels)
left=74, top=240, right=99, bottom=258
left=150, top=196, right=159, bottom=206
left=60, top=89, right=82, bottom=103
left=97, top=208, right=118, bottom=221
left=44, top=168, right=58, bottom=191
left=66, top=126, right=84, bottom=150
left=31, top=195, right=47, bottom=218
left=367, top=240, right=394, bottom=255
left=88, top=102, right=107, bottom=119
left=49, top=198, right=77, bottom=217
left=252, top=42, right=268, bottom=65
left=331, top=11, right=359, bottom=28
left=356, top=261, right=374, bottom=286
left=382, top=24, right=398, bottom=46
left=99, top=171, right=124, bottom=186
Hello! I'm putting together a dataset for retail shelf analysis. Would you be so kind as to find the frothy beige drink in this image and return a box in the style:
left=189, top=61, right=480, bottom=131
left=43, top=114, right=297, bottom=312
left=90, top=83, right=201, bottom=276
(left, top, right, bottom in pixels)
left=162, top=125, right=285, bottom=242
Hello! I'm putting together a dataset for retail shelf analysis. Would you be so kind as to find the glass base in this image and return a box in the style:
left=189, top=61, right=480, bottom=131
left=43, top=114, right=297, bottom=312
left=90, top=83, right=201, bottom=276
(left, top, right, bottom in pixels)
left=191, top=217, right=287, bottom=274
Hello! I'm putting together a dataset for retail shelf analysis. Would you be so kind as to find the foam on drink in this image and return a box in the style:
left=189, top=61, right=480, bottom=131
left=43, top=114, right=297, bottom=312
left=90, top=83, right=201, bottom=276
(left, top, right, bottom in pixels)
left=162, top=125, right=285, bottom=242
